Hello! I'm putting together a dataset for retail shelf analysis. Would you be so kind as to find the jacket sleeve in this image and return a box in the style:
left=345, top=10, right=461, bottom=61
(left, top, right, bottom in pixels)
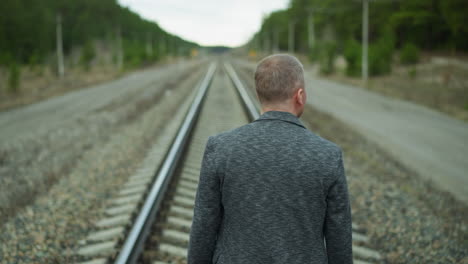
left=188, top=136, right=222, bottom=264
left=324, top=150, right=353, bottom=264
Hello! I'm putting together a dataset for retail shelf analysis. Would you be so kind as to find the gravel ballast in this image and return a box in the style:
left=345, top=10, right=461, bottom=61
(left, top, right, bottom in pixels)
left=0, top=62, right=206, bottom=263
left=302, top=106, right=467, bottom=263
left=0, top=60, right=203, bottom=221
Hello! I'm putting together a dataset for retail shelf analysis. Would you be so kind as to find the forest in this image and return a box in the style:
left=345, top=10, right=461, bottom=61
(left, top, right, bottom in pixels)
left=249, top=0, right=468, bottom=76
left=0, top=0, right=197, bottom=73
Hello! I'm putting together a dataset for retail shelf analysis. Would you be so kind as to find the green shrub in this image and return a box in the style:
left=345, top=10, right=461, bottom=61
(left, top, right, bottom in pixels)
left=308, top=44, right=321, bottom=63
left=0, top=53, right=10, bottom=66
left=8, top=62, right=20, bottom=93
left=28, top=53, right=39, bottom=68
left=344, top=38, right=361, bottom=77
left=80, top=40, right=95, bottom=71
left=369, top=46, right=390, bottom=76
left=124, top=40, right=146, bottom=69
left=129, top=55, right=142, bottom=68
left=319, top=42, right=337, bottom=75
left=369, top=29, right=395, bottom=76
left=400, top=43, right=420, bottom=65
left=408, top=67, right=417, bottom=79
left=28, top=53, right=44, bottom=75
left=148, top=50, right=158, bottom=62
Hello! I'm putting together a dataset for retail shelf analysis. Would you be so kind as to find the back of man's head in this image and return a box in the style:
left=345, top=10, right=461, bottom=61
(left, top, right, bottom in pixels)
left=254, top=54, right=305, bottom=106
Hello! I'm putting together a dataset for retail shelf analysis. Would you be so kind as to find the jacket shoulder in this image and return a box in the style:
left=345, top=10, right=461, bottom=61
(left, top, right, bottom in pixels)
left=210, top=123, right=342, bottom=158
left=208, top=122, right=253, bottom=144
left=306, top=130, right=342, bottom=156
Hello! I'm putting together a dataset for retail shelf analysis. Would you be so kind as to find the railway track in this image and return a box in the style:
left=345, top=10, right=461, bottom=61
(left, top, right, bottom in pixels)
left=76, top=61, right=382, bottom=264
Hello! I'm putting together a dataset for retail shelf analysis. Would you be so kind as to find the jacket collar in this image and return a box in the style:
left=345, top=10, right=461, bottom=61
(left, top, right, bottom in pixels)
left=254, top=110, right=306, bottom=129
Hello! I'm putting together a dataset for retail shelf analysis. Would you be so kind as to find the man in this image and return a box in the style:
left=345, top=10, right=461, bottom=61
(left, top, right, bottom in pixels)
left=188, top=54, right=352, bottom=264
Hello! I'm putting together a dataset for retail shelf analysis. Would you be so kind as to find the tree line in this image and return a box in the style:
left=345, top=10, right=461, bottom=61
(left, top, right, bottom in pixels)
left=248, top=0, right=468, bottom=76
left=0, top=0, right=198, bottom=91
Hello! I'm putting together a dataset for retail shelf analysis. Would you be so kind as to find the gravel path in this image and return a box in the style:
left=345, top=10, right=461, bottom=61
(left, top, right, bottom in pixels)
left=0, top=62, right=207, bottom=263
left=0, top=60, right=200, bottom=142
left=233, top=60, right=468, bottom=263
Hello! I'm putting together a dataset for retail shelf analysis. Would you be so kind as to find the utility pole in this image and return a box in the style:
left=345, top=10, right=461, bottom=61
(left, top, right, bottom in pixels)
left=288, top=20, right=296, bottom=54
left=116, top=27, right=123, bottom=70
left=362, top=0, right=369, bottom=84
left=56, top=13, right=65, bottom=78
left=308, top=11, right=315, bottom=51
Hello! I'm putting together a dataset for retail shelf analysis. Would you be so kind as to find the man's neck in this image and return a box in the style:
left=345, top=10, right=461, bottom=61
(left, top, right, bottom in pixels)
left=261, top=106, right=299, bottom=117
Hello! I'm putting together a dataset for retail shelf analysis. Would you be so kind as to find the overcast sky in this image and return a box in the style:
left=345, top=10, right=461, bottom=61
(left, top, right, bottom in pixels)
left=117, top=0, right=289, bottom=47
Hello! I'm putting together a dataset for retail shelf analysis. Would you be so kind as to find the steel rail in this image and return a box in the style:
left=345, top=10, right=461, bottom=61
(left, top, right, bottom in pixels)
left=223, top=62, right=260, bottom=121
left=114, top=62, right=217, bottom=264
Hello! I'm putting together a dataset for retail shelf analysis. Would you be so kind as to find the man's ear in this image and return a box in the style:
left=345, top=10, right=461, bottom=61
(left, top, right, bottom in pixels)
left=295, top=88, right=306, bottom=106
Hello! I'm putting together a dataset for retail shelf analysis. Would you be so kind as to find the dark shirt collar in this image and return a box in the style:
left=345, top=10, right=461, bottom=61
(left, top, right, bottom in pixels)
left=254, top=110, right=306, bottom=129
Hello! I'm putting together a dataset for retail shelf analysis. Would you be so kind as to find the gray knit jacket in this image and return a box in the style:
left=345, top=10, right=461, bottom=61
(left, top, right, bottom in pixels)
left=188, top=110, right=353, bottom=264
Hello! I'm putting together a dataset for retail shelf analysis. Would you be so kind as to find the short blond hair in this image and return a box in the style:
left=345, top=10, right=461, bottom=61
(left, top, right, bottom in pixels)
left=254, top=54, right=304, bottom=105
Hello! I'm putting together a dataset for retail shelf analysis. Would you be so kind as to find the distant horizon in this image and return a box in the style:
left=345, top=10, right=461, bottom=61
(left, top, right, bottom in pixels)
left=117, top=0, right=289, bottom=48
